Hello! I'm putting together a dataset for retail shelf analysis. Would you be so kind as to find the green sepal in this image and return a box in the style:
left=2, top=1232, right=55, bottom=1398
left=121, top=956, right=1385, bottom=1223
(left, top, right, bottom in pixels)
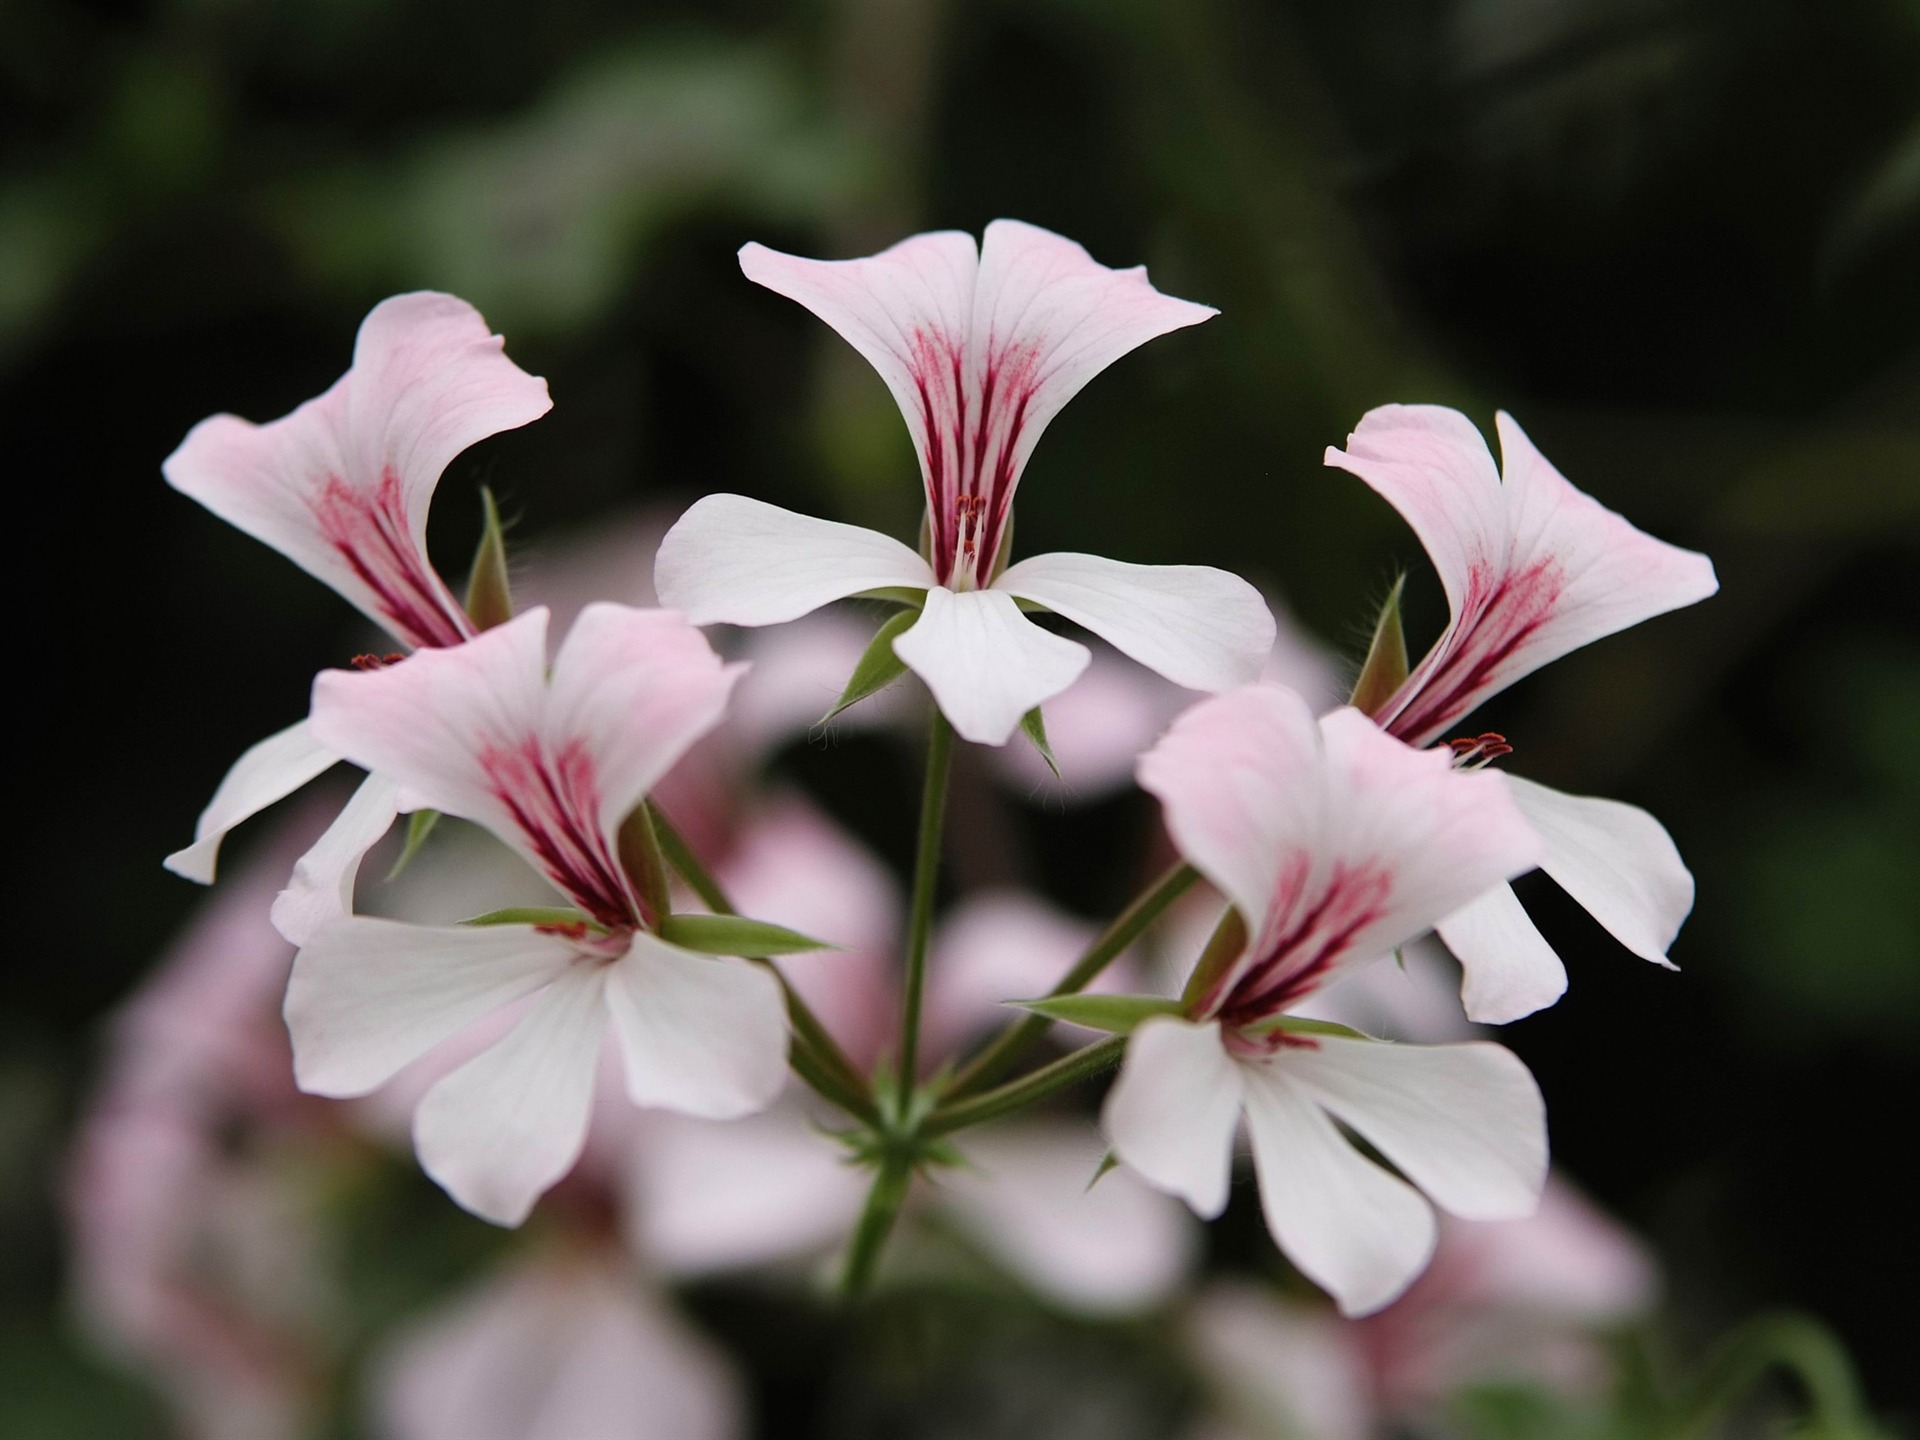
left=1010, top=992, right=1185, bottom=1034
left=463, top=906, right=597, bottom=929
left=852, top=586, right=928, bottom=607
left=1243, top=1015, right=1370, bottom=1041
left=1348, top=573, right=1408, bottom=716
left=822, top=609, right=918, bottom=723
left=463, top=486, right=514, bottom=632
left=1181, top=907, right=1247, bottom=1007
left=616, top=804, right=673, bottom=926
left=1019, top=706, right=1059, bottom=779
left=657, top=912, right=837, bottom=958
left=385, top=808, right=441, bottom=881
left=1086, top=1150, right=1121, bottom=1191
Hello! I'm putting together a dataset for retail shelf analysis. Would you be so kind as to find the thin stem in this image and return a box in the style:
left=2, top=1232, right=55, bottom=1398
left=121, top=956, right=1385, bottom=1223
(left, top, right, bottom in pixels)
left=942, top=861, right=1198, bottom=1099
left=923, top=1034, right=1127, bottom=1137
left=649, top=799, right=875, bottom=1120
left=894, top=707, right=953, bottom=1115
left=1667, top=1311, right=1884, bottom=1440
left=840, top=1151, right=914, bottom=1296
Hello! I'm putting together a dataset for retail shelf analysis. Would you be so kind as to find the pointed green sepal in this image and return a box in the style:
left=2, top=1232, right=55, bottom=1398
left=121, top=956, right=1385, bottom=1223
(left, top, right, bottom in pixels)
left=657, top=912, right=838, bottom=958
left=1010, top=992, right=1185, bottom=1034
left=1349, top=574, right=1408, bottom=716
left=463, top=906, right=597, bottom=928
left=385, top=808, right=441, bottom=881
left=1243, top=1015, right=1371, bottom=1041
left=616, top=803, right=673, bottom=926
left=822, top=609, right=918, bottom=723
left=1180, top=907, right=1247, bottom=1007
left=1019, top=706, right=1060, bottom=780
left=464, top=486, right=514, bottom=632
left=1086, top=1150, right=1122, bottom=1191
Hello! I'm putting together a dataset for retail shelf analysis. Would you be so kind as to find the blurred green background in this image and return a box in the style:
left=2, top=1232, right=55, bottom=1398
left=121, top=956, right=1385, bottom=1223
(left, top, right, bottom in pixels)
left=4, top=0, right=1918, bottom=1433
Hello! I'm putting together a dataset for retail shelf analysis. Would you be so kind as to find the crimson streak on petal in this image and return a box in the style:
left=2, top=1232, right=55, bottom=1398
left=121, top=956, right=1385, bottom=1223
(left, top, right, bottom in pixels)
left=1385, top=560, right=1563, bottom=747
left=313, top=467, right=474, bottom=650
left=1205, top=858, right=1392, bottom=1032
left=482, top=737, right=639, bottom=928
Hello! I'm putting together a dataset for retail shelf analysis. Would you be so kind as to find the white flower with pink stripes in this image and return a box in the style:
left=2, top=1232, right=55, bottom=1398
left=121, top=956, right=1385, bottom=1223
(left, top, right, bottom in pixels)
left=654, top=220, right=1275, bottom=746
left=286, top=603, right=787, bottom=1226
left=1326, top=405, right=1719, bottom=1022
left=161, top=292, right=550, bottom=889
left=1103, top=684, right=1548, bottom=1316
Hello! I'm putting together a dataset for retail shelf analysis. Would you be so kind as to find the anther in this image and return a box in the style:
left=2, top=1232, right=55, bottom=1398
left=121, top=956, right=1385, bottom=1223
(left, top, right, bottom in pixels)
left=351, top=652, right=406, bottom=671
left=1447, top=731, right=1513, bottom=768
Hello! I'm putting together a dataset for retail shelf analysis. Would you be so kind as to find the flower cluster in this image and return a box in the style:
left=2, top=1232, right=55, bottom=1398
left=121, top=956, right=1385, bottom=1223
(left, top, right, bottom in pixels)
left=157, top=219, right=1715, bottom=1335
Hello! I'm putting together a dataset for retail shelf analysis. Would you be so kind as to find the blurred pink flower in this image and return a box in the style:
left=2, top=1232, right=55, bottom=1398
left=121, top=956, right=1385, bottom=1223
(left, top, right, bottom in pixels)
left=163, top=293, right=549, bottom=887
left=290, top=605, right=785, bottom=1225
left=1327, top=405, right=1718, bottom=1023
left=656, top=220, right=1272, bottom=745
left=373, top=1245, right=743, bottom=1440
left=1105, top=685, right=1546, bottom=1315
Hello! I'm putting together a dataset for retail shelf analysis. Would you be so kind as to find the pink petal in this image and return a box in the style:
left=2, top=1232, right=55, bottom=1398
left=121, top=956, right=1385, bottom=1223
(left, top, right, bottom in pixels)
left=1185, top=1283, right=1375, bottom=1440
left=164, top=293, right=549, bottom=650
left=1326, top=406, right=1718, bottom=745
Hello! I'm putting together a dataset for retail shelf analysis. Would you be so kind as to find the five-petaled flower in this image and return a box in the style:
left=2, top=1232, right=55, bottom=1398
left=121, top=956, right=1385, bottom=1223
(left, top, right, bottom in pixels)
left=1103, top=684, right=1548, bottom=1316
left=1326, top=406, right=1719, bottom=1022
left=286, top=603, right=787, bottom=1226
left=161, top=292, right=551, bottom=900
left=654, top=220, right=1276, bottom=746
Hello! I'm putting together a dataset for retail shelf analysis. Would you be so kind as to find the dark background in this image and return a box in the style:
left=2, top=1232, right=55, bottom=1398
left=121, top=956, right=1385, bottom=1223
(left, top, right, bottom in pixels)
left=4, top=0, right=1918, bottom=1431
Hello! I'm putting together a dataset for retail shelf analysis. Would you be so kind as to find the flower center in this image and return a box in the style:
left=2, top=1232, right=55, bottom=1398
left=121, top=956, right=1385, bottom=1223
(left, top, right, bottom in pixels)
left=1203, top=860, right=1392, bottom=1029
left=482, top=737, right=638, bottom=928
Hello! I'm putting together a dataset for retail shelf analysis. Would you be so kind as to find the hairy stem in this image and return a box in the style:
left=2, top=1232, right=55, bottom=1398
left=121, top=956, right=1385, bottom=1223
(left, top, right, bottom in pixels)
left=942, top=861, right=1197, bottom=1099
left=924, top=1034, right=1128, bottom=1137
left=894, top=707, right=954, bottom=1114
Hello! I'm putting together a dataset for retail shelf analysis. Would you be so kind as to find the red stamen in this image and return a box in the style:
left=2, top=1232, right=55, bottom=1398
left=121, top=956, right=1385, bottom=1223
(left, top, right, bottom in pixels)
left=350, top=652, right=406, bottom=671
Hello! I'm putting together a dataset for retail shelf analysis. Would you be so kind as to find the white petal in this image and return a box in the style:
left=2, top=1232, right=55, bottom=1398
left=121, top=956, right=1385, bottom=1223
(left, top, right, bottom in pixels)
left=546, top=603, right=744, bottom=846
left=374, top=1256, right=744, bottom=1440
left=1508, top=774, right=1691, bottom=968
left=892, top=586, right=1089, bottom=746
left=285, top=916, right=574, bottom=1096
left=1436, top=883, right=1569, bottom=1025
left=1102, top=1017, right=1243, bottom=1220
left=939, top=1121, right=1200, bottom=1315
left=163, top=720, right=339, bottom=883
left=605, top=936, right=788, bottom=1120
left=652, top=494, right=932, bottom=626
left=270, top=773, right=401, bottom=945
left=414, top=965, right=608, bottom=1226
left=994, top=552, right=1273, bottom=692
left=1239, top=1063, right=1436, bottom=1317
left=1280, top=1035, right=1547, bottom=1222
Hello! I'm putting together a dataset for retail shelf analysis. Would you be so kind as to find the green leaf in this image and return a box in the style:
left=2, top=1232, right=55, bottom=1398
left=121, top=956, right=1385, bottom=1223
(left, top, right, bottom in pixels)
left=385, top=808, right=441, bottom=881
left=657, top=912, right=837, bottom=957
left=1181, top=907, right=1246, bottom=1007
left=1019, top=705, right=1059, bottom=779
left=1010, top=992, right=1185, bottom=1033
left=1349, top=573, right=1408, bottom=716
left=463, top=906, right=594, bottom=928
left=822, top=608, right=919, bottom=722
left=463, top=486, right=514, bottom=631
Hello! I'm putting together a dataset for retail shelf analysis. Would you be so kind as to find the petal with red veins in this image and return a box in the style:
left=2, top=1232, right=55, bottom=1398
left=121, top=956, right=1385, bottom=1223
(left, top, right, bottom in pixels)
left=1436, top=883, right=1570, bottom=1025
left=891, top=586, right=1090, bottom=746
left=1277, top=1036, right=1547, bottom=1222
left=605, top=936, right=788, bottom=1121
left=164, top=293, right=548, bottom=650
left=1326, top=405, right=1717, bottom=745
left=285, top=917, right=576, bottom=1097
left=413, top=963, right=609, bottom=1226
left=270, top=772, right=402, bottom=945
left=1240, top=1061, right=1437, bottom=1317
left=164, top=719, right=339, bottom=883
left=1102, top=1017, right=1243, bottom=1220
left=994, top=551, right=1273, bottom=693
left=653, top=495, right=933, bottom=626
left=1509, top=774, right=1691, bottom=968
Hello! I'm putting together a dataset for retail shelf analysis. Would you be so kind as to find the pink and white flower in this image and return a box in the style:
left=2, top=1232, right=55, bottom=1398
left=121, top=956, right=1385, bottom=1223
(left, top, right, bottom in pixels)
left=654, top=220, right=1275, bottom=746
left=1103, top=684, right=1548, bottom=1316
left=162, top=292, right=550, bottom=885
left=1326, top=406, right=1719, bottom=1022
left=286, top=604, right=787, bottom=1226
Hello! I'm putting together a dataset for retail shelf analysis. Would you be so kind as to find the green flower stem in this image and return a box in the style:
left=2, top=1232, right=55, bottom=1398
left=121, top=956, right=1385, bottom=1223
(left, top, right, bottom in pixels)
left=941, top=861, right=1198, bottom=1100
left=922, top=1034, right=1128, bottom=1138
left=1668, top=1311, right=1885, bottom=1440
left=840, top=1149, right=915, bottom=1297
left=894, top=707, right=954, bottom=1117
left=649, top=799, right=875, bottom=1121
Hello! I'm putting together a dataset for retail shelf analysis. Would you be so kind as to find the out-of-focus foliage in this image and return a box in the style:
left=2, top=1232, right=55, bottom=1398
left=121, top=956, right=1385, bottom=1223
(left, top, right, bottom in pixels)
left=5, top=0, right=1918, bottom=1434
